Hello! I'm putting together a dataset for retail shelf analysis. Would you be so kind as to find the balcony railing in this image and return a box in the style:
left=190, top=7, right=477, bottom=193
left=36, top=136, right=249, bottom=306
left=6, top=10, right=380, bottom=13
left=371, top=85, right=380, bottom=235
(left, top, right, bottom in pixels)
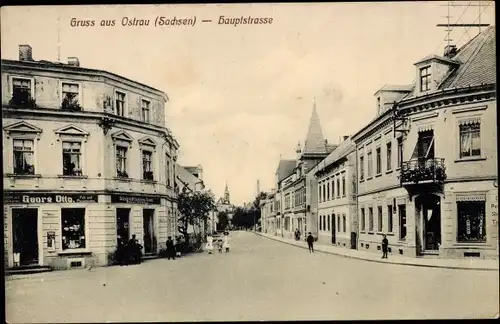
left=400, top=158, right=446, bottom=185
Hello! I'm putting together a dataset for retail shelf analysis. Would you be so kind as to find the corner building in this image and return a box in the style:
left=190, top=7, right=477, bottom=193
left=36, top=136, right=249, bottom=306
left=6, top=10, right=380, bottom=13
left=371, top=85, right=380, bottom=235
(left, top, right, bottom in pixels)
left=2, top=45, right=179, bottom=270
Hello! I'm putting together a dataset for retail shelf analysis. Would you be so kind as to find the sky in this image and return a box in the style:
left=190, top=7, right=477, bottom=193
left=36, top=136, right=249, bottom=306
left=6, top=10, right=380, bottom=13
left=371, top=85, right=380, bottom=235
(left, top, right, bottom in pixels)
left=1, top=2, right=495, bottom=205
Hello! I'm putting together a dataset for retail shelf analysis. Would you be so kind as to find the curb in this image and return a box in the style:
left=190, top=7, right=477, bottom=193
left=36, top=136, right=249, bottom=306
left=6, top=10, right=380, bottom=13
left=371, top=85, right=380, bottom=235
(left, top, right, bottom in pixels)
left=254, top=232, right=498, bottom=272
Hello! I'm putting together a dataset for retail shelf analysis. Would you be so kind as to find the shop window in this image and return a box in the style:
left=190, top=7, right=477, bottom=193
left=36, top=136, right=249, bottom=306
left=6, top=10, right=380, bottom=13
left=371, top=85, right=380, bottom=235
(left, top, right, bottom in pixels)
left=62, top=141, right=82, bottom=176
left=457, top=200, right=486, bottom=243
left=61, top=208, right=86, bottom=250
left=13, top=139, right=35, bottom=175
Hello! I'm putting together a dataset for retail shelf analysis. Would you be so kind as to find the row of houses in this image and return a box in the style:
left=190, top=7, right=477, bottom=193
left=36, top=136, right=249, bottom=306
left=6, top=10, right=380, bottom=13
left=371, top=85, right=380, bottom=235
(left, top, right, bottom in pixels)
left=2, top=45, right=213, bottom=270
left=261, top=26, right=498, bottom=260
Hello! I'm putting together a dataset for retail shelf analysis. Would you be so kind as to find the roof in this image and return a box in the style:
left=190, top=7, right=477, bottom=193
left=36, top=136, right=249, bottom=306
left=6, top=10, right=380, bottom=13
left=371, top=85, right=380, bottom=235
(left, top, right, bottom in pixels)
left=440, top=25, right=496, bottom=89
left=176, top=165, right=202, bottom=191
left=302, top=100, right=327, bottom=155
left=326, top=144, right=338, bottom=153
left=374, top=84, right=414, bottom=95
left=276, top=159, right=296, bottom=182
left=1, top=58, right=168, bottom=101
left=311, top=137, right=356, bottom=176
left=183, top=166, right=202, bottom=177
left=414, top=54, right=460, bottom=66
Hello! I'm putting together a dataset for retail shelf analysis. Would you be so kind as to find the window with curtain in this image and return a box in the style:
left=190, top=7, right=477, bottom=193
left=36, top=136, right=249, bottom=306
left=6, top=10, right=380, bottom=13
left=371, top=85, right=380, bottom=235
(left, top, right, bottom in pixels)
left=61, top=82, right=80, bottom=110
left=459, top=122, right=481, bottom=158
left=62, top=141, right=82, bottom=176
left=142, top=150, right=153, bottom=180
left=116, top=146, right=128, bottom=177
left=12, top=78, right=32, bottom=105
left=115, top=91, right=126, bottom=116
left=13, top=139, right=35, bottom=175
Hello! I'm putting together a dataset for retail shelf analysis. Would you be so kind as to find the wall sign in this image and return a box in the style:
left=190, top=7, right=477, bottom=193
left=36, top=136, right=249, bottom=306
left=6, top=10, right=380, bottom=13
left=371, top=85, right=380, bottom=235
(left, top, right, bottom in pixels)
left=4, top=193, right=98, bottom=204
left=111, top=194, right=161, bottom=205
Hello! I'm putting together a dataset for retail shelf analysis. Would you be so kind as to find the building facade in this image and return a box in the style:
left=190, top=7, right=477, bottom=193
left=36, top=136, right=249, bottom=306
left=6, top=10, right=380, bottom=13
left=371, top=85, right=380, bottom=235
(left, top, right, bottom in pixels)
left=354, top=26, right=497, bottom=259
left=312, top=137, right=357, bottom=248
left=3, top=45, right=179, bottom=270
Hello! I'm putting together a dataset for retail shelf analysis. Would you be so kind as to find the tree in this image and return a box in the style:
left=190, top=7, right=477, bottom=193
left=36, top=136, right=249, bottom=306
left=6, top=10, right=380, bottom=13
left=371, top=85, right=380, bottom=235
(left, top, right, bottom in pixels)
left=177, top=187, right=216, bottom=243
left=231, top=207, right=251, bottom=229
left=217, top=211, right=229, bottom=232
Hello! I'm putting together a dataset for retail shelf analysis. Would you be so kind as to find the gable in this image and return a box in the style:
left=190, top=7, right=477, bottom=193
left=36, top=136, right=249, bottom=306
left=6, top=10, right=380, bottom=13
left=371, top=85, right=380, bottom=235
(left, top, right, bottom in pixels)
left=111, top=130, right=134, bottom=142
left=138, top=136, right=157, bottom=147
left=54, top=124, right=90, bottom=137
left=4, top=121, right=43, bottom=137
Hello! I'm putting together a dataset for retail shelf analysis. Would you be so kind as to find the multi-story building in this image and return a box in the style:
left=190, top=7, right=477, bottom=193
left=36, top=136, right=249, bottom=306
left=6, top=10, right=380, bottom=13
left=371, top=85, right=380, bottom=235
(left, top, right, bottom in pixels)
left=176, top=164, right=207, bottom=235
left=353, top=26, right=497, bottom=259
left=2, top=45, right=179, bottom=270
left=260, top=192, right=276, bottom=234
left=274, top=159, right=295, bottom=237
left=311, top=137, right=357, bottom=248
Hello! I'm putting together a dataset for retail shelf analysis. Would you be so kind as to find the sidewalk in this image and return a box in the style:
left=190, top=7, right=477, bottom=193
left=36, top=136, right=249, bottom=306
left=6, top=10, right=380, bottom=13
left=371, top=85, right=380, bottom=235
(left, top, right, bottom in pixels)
left=255, top=232, right=499, bottom=271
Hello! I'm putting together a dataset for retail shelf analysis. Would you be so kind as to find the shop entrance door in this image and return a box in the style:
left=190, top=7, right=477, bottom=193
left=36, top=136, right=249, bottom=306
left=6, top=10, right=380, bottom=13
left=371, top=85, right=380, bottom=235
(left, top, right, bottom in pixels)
left=143, top=209, right=156, bottom=255
left=12, top=208, right=39, bottom=266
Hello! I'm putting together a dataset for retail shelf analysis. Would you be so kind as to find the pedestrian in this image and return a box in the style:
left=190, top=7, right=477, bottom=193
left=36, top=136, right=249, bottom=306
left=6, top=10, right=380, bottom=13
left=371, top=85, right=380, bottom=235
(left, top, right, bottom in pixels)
left=382, top=234, right=389, bottom=259
left=128, top=234, right=142, bottom=264
left=217, top=237, right=223, bottom=253
left=306, top=232, right=315, bottom=253
left=223, top=232, right=231, bottom=252
left=206, top=234, right=214, bottom=254
left=175, top=236, right=183, bottom=258
left=166, top=236, right=176, bottom=260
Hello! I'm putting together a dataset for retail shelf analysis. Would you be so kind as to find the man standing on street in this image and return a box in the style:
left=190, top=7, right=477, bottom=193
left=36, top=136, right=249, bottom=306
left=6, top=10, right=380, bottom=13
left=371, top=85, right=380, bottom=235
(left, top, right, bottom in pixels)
left=166, top=236, right=176, bottom=260
left=306, top=232, right=315, bottom=253
left=381, top=234, right=389, bottom=259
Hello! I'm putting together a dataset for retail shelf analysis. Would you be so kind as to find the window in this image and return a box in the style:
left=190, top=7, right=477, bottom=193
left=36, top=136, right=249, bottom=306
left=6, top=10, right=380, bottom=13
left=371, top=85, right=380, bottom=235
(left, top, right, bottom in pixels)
left=342, top=214, right=346, bottom=233
left=115, top=91, right=126, bottom=116
left=388, top=205, right=393, bottom=233
left=62, top=141, right=82, bottom=176
left=420, top=66, right=431, bottom=92
left=116, top=146, right=128, bottom=178
left=341, top=174, right=346, bottom=197
left=322, top=215, right=326, bottom=231
left=378, top=206, right=383, bottom=232
left=61, top=208, right=86, bottom=250
left=459, top=122, right=481, bottom=158
left=13, top=139, right=35, bottom=175
left=336, top=178, right=340, bottom=198
left=360, top=208, right=366, bottom=231
left=368, top=207, right=374, bottom=232
left=331, top=180, right=335, bottom=199
left=386, top=142, right=392, bottom=171
left=319, top=215, right=322, bottom=231
left=399, top=204, right=407, bottom=240
left=61, top=82, right=81, bottom=111
left=376, top=147, right=381, bottom=174
left=142, top=150, right=153, bottom=180
left=326, top=180, right=330, bottom=201
left=397, top=138, right=403, bottom=167
left=11, top=78, right=33, bottom=106
left=166, top=158, right=171, bottom=187
left=141, top=99, right=150, bottom=123
left=457, top=200, right=486, bottom=243
left=318, top=184, right=322, bottom=203
left=337, top=215, right=340, bottom=233
left=322, top=183, right=326, bottom=202
left=377, top=97, right=381, bottom=111
left=359, top=155, right=364, bottom=181
left=367, top=150, right=373, bottom=178
left=327, top=215, right=330, bottom=231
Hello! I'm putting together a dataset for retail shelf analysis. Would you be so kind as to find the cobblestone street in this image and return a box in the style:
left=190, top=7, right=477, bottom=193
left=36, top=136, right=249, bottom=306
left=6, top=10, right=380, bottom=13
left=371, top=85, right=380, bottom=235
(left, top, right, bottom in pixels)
left=5, top=231, right=499, bottom=322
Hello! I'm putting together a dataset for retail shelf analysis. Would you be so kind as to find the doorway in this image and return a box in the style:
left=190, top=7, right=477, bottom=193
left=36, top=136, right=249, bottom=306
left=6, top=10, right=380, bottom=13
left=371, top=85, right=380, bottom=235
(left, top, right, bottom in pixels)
left=143, top=209, right=156, bottom=255
left=116, top=208, right=130, bottom=246
left=331, top=214, right=336, bottom=245
left=416, top=194, right=441, bottom=252
left=12, top=208, right=39, bottom=266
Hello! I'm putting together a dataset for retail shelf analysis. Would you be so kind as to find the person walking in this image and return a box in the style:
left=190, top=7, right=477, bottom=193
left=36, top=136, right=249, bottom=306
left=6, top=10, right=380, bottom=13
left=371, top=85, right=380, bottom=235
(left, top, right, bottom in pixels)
left=166, top=236, right=176, bottom=260
left=381, top=234, right=389, bottom=259
left=206, top=234, right=214, bottom=254
left=222, top=232, right=231, bottom=253
left=306, top=232, right=315, bottom=253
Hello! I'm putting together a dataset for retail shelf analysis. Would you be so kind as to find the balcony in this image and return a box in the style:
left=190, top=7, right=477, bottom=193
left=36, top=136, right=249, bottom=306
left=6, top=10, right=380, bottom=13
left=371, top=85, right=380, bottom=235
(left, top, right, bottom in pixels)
left=400, top=158, right=447, bottom=186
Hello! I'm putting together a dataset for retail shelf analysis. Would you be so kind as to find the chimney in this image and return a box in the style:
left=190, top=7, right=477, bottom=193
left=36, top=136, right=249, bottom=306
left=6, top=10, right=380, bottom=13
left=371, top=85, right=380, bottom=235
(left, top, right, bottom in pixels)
left=343, top=136, right=349, bottom=141
left=19, top=45, right=33, bottom=61
left=67, top=57, right=80, bottom=67
left=444, top=45, right=457, bottom=58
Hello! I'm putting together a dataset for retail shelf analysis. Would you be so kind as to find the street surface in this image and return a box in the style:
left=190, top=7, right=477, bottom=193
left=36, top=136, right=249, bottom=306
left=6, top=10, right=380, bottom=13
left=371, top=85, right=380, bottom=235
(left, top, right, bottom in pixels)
left=5, top=231, right=499, bottom=322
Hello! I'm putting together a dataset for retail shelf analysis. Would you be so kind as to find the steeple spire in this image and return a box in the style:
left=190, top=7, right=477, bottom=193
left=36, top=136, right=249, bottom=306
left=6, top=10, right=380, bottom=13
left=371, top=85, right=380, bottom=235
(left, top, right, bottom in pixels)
left=224, top=181, right=230, bottom=204
left=302, top=96, right=327, bottom=155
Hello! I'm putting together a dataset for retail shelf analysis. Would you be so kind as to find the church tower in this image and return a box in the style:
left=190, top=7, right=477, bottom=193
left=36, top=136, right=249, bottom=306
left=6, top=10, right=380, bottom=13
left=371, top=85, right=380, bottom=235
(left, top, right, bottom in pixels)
left=224, top=181, right=230, bottom=204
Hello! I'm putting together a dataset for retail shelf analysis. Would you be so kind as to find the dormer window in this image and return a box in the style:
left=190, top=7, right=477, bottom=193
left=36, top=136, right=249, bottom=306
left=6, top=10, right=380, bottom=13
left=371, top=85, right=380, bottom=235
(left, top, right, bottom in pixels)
left=377, top=97, right=381, bottom=111
left=420, top=66, right=431, bottom=92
